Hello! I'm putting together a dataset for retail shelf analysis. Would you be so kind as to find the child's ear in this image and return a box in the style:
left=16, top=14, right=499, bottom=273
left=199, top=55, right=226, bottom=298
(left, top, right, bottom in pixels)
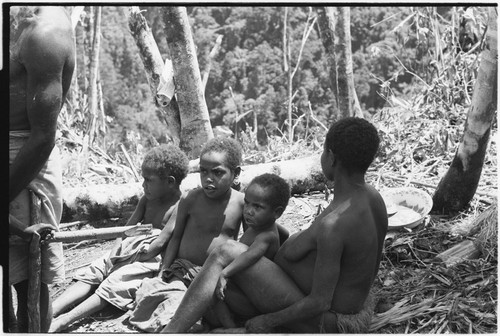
left=167, top=176, right=176, bottom=185
left=329, top=149, right=336, bottom=167
left=273, top=206, right=285, bottom=219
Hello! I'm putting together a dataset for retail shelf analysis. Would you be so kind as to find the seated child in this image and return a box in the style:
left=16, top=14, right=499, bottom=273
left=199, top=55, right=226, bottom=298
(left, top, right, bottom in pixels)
left=49, top=144, right=189, bottom=332
left=164, top=117, right=387, bottom=333
left=208, top=173, right=291, bottom=329
left=127, top=137, right=245, bottom=332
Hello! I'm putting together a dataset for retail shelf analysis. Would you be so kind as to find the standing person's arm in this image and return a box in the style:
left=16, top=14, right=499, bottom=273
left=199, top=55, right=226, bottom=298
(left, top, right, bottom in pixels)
left=245, top=225, right=343, bottom=332
left=10, top=23, right=74, bottom=202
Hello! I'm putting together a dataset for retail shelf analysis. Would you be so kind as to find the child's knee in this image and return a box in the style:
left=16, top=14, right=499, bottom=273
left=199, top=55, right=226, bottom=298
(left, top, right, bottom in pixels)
left=214, top=240, right=246, bottom=263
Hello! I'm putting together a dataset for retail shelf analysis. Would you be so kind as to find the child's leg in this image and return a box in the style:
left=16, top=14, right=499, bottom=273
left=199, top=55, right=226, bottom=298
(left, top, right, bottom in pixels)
left=49, top=293, right=109, bottom=332
left=52, top=281, right=97, bottom=317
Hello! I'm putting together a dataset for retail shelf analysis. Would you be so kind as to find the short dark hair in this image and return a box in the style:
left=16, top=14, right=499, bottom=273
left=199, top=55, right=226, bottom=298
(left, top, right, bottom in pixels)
left=249, top=173, right=290, bottom=209
left=325, top=117, right=379, bottom=173
left=200, top=137, right=242, bottom=171
left=141, top=144, right=189, bottom=183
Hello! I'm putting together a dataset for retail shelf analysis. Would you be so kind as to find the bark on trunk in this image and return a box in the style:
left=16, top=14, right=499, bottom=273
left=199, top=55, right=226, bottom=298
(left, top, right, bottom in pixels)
left=316, top=7, right=339, bottom=110
left=432, top=7, right=497, bottom=214
left=62, top=155, right=330, bottom=222
left=75, top=8, right=87, bottom=92
left=128, top=6, right=181, bottom=146
left=162, top=6, right=214, bottom=158
left=85, top=6, right=102, bottom=146
left=335, top=7, right=363, bottom=118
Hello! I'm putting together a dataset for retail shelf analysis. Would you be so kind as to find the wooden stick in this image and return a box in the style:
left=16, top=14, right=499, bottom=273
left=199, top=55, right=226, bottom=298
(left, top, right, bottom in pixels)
left=28, top=190, right=41, bottom=333
left=120, top=143, right=140, bottom=182
left=434, top=239, right=481, bottom=267
left=47, top=224, right=153, bottom=243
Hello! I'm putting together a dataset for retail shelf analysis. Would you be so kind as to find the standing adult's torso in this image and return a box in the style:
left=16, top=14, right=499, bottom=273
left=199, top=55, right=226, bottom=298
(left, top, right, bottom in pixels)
left=9, top=6, right=75, bottom=131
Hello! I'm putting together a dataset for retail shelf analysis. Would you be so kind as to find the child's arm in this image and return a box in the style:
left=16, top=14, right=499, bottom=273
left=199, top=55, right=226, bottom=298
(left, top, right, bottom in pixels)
left=136, top=203, right=178, bottom=262
left=208, top=192, right=245, bottom=253
left=126, top=196, right=147, bottom=226
left=159, top=195, right=190, bottom=274
left=216, top=232, right=274, bottom=300
left=108, top=196, right=147, bottom=260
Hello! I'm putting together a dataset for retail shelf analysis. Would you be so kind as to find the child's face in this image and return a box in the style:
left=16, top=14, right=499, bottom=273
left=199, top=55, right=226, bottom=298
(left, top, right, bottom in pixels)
left=142, top=170, right=169, bottom=200
left=243, top=183, right=278, bottom=229
left=199, top=151, right=235, bottom=199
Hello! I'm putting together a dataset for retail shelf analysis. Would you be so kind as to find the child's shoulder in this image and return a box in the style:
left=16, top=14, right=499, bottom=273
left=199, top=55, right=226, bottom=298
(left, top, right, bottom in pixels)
left=179, top=188, right=203, bottom=204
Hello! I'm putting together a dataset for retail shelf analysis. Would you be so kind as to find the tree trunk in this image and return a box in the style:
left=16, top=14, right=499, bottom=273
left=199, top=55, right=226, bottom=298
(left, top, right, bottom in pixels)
left=75, top=9, right=87, bottom=93
left=85, top=6, right=102, bottom=146
left=336, top=7, right=363, bottom=118
left=67, top=6, right=84, bottom=111
left=202, top=34, right=223, bottom=91
left=162, top=6, right=213, bottom=159
left=284, top=8, right=316, bottom=141
left=316, top=7, right=339, bottom=110
left=128, top=6, right=181, bottom=146
left=62, top=155, right=331, bottom=222
left=432, top=7, right=497, bottom=214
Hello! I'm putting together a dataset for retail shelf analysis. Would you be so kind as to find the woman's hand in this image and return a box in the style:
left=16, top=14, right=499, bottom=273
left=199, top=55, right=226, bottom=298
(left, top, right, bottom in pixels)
left=245, top=314, right=275, bottom=333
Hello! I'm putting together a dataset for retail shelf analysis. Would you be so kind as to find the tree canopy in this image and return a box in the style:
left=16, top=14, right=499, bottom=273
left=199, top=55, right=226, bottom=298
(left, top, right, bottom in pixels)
left=66, top=6, right=488, bottom=152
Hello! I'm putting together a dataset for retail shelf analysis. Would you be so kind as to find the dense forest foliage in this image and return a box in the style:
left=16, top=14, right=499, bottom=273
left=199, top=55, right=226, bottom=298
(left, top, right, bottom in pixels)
left=67, top=6, right=487, bottom=155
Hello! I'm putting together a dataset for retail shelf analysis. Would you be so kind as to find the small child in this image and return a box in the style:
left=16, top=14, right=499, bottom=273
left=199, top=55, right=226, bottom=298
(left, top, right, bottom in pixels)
left=49, top=144, right=189, bottom=332
left=128, top=137, right=245, bottom=332
left=211, top=173, right=291, bottom=329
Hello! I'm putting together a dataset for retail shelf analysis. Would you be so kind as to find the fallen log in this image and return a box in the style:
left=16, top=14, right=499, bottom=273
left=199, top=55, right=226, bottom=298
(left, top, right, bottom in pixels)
left=62, top=155, right=329, bottom=221
left=434, top=239, right=480, bottom=268
left=59, top=220, right=88, bottom=230
left=46, top=224, right=153, bottom=243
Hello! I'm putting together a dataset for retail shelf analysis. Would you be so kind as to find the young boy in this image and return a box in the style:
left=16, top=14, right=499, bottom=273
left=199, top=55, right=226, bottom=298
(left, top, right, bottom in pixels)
left=205, top=173, right=291, bottom=329
left=163, top=117, right=388, bottom=333
left=49, top=144, right=189, bottom=332
left=127, top=137, right=245, bottom=332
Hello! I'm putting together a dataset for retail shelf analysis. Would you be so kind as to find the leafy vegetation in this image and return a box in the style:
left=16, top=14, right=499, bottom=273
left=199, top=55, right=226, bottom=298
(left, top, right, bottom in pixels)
left=51, top=7, right=497, bottom=333
left=59, top=6, right=493, bottom=186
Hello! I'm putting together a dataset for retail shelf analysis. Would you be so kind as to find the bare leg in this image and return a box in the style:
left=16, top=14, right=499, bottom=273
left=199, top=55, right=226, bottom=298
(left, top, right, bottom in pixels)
left=212, top=301, right=237, bottom=328
left=52, top=281, right=97, bottom=317
left=9, top=286, right=18, bottom=332
left=162, top=242, right=248, bottom=333
left=224, top=281, right=259, bottom=319
left=13, top=280, right=29, bottom=332
left=49, top=293, right=109, bottom=332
